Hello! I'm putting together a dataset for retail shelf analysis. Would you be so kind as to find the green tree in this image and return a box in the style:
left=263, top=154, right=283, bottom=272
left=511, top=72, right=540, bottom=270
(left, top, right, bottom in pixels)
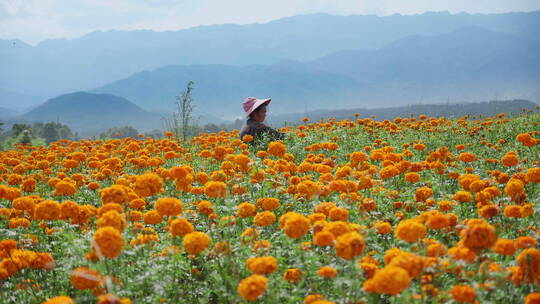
left=19, top=129, right=32, bottom=145
left=99, top=126, right=139, bottom=139
left=11, top=123, right=32, bottom=137
left=163, top=81, right=197, bottom=141
left=41, top=122, right=59, bottom=144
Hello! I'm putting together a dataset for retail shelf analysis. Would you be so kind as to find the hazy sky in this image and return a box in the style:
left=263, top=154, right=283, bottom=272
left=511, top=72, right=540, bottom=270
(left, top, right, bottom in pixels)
left=1, top=0, right=540, bottom=44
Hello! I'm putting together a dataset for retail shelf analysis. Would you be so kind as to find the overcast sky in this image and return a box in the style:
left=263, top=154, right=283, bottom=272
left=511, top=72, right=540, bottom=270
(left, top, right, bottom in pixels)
left=1, top=0, right=540, bottom=45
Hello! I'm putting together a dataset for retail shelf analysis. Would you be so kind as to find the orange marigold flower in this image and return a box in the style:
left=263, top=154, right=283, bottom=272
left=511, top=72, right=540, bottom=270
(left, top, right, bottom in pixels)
left=237, top=274, right=268, bottom=302
left=97, top=210, right=126, bottom=232
left=334, top=231, right=365, bottom=260
left=92, top=227, right=124, bottom=259
left=450, top=285, right=476, bottom=303
left=504, top=205, right=523, bottom=218
left=493, top=238, right=517, bottom=256
left=70, top=267, right=101, bottom=290
left=504, top=178, right=525, bottom=198
left=501, top=152, right=519, bottom=167
left=415, top=186, right=433, bottom=202
left=246, top=256, right=278, bottom=275
left=427, top=213, right=449, bottom=230
left=34, top=200, right=61, bottom=221
left=283, top=213, right=310, bottom=239
left=203, top=181, right=227, bottom=198
left=155, top=197, right=182, bottom=216
left=394, top=219, right=426, bottom=243
left=267, top=141, right=286, bottom=158
left=170, top=218, right=194, bottom=237
left=237, top=202, right=257, bottom=218
left=404, top=172, right=420, bottom=183
left=99, top=185, right=130, bottom=205
left=461, top=220, right=497, bottom=251
left=143, top=210, right=163, bottom=225
left=256, top=197, right=279, bottom=211
left=313, top=231, right=334, bottom=247
left=254, top=211, right=276, bottom=227
left=517, top=248, right=540, bottom=284
left=525, top=292, right=540, bottom=304
left=183, top=231, right=211, bottom=255
left=459, top=152, right=475, bottom=163
left=363, top=266, right=411, bottom=295
left=375, top=221, right=392, bottom=234
left=133, top=173, right=163, bottom=197
left=317, top=266, right=337, bottom=278
left=42, top=296, right=74, bottom=304
left=525, top=167, right=540, bottom=183
left=283, top=268, right=304, bottom=283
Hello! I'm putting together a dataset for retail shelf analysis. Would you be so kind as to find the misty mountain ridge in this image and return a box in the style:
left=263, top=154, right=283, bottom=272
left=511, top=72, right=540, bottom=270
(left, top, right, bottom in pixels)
left=90, top=26, right=540, bottom=118
left=1, top=10, right=539, bottom=101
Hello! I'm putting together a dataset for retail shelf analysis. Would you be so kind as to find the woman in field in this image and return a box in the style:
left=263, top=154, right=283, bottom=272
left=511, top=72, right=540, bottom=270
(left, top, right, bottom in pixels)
left=240, top=97, right=284, bottom=143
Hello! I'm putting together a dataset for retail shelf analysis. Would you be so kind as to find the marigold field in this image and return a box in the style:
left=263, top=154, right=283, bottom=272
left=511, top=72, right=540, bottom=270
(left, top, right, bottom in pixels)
left=1, top=112, right=539, bottom=304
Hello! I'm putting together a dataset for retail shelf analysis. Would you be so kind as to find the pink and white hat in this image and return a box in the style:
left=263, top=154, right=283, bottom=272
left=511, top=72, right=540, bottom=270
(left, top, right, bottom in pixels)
left=242, top=97, right=271, bottom=117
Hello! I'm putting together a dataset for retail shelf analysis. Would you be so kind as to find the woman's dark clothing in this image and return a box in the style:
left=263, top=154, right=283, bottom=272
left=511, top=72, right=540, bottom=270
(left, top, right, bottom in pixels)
left=240, top=119, right=284, bottom=143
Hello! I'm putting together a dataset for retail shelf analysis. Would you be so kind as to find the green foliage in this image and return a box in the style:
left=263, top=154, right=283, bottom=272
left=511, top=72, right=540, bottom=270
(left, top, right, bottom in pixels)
left=163, top=81, right=199, bottom=141
left=99, top=126, right=139, bottom=139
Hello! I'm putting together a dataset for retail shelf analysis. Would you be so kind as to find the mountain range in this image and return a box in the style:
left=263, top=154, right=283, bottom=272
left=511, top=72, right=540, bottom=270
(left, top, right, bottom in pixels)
left=91, top=26, right=540, bottom=117
left=1, top=11, right=539, bottom=130
left=1, top=10, right=539, bottom=105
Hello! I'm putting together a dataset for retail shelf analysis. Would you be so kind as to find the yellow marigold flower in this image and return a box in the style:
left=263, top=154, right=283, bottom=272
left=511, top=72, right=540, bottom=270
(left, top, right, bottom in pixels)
left=34, top=200, right=61, bottom=221
left=97, top=210, right=126, bottom=232
left=317, top=266, right=337, bottom=278
left=183, top=231, right=211, bottom=255
left=283, top=268, right=304, bottom=283
left=450, top=285, right=476, bottom=303
left=246, top=256, right=278, bottom=275
left=70, top=267, right=101, bottom=290
left=237, top=274, right=268, bottom=302
left=461, top=220, right=497, bottom=251
left=394, top=219, right=426, bottom=243
left=283, top=213, right=310, bottom=239
left=237, top=202, right=257, bottom=218
left=203, top=181, right=227, bottom=198
left=92, top=227, right=125, bottom=259
left=254, top=211, right=276, bottom=227
left=170, top=218, right=194, bottom=237
left=155, top=197, right=182, bottom=216
left=334, top=231, right=365, bottom=260
left=133, top=173, right=163, bottom=197
left=363, top=266, right=411, bottom=295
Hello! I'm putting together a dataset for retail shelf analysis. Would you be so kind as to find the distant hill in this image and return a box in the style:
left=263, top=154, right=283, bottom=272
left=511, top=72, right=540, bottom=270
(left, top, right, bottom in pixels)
left=268, top=100, right=539, bottom=125
left=1, top=10, right=539, bottom=101
left=18, top=92, right=162, bottom=136
left=0, top=106, right=20, bottom=118
left=92, top=27, right=540, bottom=117
left=0, top=89, right=44, bottom=112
